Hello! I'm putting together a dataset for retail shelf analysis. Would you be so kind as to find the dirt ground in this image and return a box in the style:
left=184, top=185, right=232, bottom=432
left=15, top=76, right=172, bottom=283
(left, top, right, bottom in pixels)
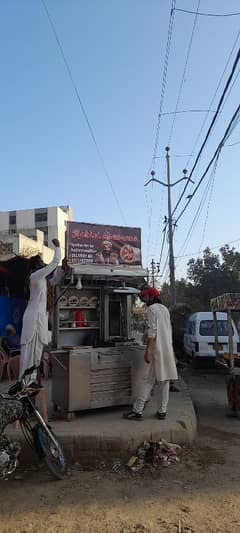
left=1, top=368, right=240, bottom=533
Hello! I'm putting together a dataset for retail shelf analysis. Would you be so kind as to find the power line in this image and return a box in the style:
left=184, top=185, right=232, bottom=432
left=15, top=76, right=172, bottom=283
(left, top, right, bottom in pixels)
left=226, top=140, right=240, bottom=146
left=185, top=32, right=240, bottom=170
left=160, top=109, right=216, bottom=116
left=174, top=8, right=240, bottom=18
left=41, top=0, right=126, bottom=225
left=172, top=46, right=240, bottom=218
left=151, top=0, right=176, bottom=168
left=171, top=32, right=240, bottom=220
left=176, top=102, right=240, bottom=224
left=145, top=184, right=154, bottom=266
left=146, top=1, right=176, bottom=269
left=197, top=156, right=217, bottom=254
left=176, top=237, right=240, bottom=259
left=178, top=155, right=219, bottom=263
left=182, top=47, right=240, bottom=189
left=158, top=223, right=167, bottom=269
left=168, top=0, right=200, bottom=145
left=161, top=252, right=169, bottom=283
left=175, top=158, right=219, bottom=267
left=155, top=153, right=193, bottom=159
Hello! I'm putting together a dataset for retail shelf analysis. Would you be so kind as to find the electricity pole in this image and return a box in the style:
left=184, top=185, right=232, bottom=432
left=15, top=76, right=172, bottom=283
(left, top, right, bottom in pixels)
left=166, top=147, right=175, bottom=306
left=150, top=258, right=160, bottom=287
left=145, top=146, right=193, bottom=307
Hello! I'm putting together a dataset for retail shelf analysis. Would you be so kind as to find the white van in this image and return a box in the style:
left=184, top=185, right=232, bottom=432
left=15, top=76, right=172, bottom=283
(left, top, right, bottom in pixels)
left=184, top=311, right=240, bottom=360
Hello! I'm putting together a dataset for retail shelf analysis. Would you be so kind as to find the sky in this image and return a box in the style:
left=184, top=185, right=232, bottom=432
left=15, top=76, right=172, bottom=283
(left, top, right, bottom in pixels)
left=0, top=0, right=240, bottom=283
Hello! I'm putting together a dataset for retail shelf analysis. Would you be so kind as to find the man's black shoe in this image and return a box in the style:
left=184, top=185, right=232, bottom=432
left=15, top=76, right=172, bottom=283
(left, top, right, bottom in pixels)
left=123, top=410, right=143, bottom=421
left=156, top=411, right=166, bottom=420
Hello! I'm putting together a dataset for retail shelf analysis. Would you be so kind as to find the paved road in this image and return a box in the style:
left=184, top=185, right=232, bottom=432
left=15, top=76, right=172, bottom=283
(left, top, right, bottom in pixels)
left=181, top=364, right=240, bottom=436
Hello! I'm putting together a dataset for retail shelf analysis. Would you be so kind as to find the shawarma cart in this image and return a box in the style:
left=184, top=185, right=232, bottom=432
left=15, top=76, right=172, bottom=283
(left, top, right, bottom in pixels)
left=210, top=293, right=240, bottom=414
left=51, top=221, right=148, bottom=417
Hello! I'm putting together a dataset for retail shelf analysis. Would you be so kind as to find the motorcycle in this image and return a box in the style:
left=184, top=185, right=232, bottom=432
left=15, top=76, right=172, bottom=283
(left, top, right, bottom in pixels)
left=0, top=366, right=66, bottom=480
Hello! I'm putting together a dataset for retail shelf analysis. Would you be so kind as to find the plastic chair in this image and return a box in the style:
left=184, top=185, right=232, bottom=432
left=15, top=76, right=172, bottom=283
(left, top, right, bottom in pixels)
left=7, top=355, right=20, bottom=381
left=0, top=348, right=9, bottom=381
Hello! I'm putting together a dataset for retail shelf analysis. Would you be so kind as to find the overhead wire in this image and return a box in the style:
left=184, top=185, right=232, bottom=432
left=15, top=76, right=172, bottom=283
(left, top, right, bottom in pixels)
left=175, top=154, right=219, bottom=266
left=159, top=109, right=216, bottom=116
left=185, top=31, right=240, bottom=170
left=146, top=0, right=176, bottom=268
left=145, top=182, right=154, bottom=266
left=226, top=140, right=240, bottom=146
left=197, top=155, right=217, bottom=254
left=41, top=0, right=127, bottom=225
left=174, top=8, right=240, bottom=18
left=174, top=160, right=219, bottom=281
left=175, top=101, right=240, bottom=224
left=171, top=45, right=240, bottom=219
left=151, top=0, right=176, bottom=168
left=171, top=32, right=240, bottom=220
left=158, top=223, right=167, bottom=269
left=174, top=106, right=240, bottom=271
left=161, top=252, right=170, bottom=284
left=176, top=237, right=240, bottom=259
left=168, top=0, right=200, bottom=145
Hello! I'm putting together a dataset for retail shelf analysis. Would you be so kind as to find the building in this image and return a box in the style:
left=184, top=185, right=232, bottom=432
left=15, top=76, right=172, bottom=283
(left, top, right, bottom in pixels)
left=0, top=205, right=73, bottom=259
left=0, top=229, right=54, bottom=263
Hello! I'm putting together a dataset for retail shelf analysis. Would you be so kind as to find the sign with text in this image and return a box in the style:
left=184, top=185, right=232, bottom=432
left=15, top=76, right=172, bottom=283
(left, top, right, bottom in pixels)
left=67, top=222, right=142, bottom=266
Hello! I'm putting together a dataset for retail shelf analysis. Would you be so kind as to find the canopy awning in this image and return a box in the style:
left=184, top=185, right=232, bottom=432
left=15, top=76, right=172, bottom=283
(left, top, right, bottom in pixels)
left=71, top=263, right=147, bottom=280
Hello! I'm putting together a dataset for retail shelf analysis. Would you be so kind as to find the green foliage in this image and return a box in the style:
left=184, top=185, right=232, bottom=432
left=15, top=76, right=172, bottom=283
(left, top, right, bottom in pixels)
left=186, top=246, right=240, bottom=310
left=162, top=246, right=240, bottom=312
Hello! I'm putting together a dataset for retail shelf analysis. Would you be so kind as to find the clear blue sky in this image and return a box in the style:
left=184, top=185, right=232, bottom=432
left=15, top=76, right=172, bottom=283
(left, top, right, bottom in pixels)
left=0, top=1, right=240, bottom=282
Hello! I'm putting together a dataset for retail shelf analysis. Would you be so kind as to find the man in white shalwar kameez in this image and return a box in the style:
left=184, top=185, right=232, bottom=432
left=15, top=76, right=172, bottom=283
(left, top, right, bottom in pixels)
left=124, top=287, right=178, bottom=420
left=19, top=239, right=61, bottom=386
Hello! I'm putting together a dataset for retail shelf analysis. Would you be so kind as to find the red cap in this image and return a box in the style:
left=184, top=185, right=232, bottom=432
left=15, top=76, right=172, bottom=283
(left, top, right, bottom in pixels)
left=140, top=287, right=160, bottom=298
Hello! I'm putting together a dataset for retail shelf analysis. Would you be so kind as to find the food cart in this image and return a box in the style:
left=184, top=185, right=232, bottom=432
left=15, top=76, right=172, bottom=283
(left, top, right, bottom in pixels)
left=51, top=221, right=148, bottom=418
left=210, top=293, right=240, bottom=414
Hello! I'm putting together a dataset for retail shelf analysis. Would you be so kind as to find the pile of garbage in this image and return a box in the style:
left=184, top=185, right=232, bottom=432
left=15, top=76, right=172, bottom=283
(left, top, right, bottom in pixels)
left=126, top=439, right=181, bottom=472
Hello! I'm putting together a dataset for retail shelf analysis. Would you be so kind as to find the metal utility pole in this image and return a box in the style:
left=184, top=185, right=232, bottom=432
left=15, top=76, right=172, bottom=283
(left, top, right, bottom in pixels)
left=149, top=258, right=160, bottom=288
left=145, top=146, right=193, bottom=307
left=166, top=147, right=175, bottom=306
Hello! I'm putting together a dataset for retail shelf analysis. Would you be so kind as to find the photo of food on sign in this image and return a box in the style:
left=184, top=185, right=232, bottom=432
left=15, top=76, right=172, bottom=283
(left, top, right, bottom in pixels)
left=119, top=244, right=141, bottom=264
left=67, top=222, right=142, bottom=266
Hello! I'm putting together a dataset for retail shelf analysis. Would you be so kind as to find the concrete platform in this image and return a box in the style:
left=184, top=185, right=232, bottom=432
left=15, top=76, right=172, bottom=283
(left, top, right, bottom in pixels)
left=1, top=374, right=196, bottom=464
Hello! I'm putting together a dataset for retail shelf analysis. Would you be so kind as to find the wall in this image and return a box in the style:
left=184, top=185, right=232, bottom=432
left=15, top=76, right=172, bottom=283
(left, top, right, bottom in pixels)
left=17, top=209, right=35, bottom=230
left=0, top=231, right=55, bottom=264
left=0, top=212, right=9, bottom=231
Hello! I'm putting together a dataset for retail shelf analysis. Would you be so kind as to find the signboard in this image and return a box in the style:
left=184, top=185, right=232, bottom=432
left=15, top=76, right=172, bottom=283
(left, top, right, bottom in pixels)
left=67, top=222, right=142, bottom=266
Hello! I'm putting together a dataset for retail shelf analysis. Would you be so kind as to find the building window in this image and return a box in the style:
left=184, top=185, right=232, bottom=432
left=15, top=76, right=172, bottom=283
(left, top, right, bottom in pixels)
left=9, top=214, right=16, bottom=225
left=35, top=212, right=47, bottom=223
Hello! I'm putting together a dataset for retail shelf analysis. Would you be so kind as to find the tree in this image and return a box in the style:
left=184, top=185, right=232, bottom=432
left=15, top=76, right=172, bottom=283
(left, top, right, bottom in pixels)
left=187, top=246, right=240, bottom=309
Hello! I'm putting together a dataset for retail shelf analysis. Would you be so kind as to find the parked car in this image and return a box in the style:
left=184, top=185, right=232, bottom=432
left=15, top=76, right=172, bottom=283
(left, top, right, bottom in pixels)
left=183, top=311, right=240, bottom=362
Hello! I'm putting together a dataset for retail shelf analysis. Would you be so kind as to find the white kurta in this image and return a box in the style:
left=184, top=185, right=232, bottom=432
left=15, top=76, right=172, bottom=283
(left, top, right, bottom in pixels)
left=19, top=246, right=61, bottom=380
left=147, top=303, right=178, bottom=382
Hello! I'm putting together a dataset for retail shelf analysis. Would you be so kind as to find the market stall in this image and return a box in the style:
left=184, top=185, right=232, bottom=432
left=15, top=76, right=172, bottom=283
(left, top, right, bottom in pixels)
left=51, top=221, right=148, bottom=417
left=210, top=293, right=240, bottom=414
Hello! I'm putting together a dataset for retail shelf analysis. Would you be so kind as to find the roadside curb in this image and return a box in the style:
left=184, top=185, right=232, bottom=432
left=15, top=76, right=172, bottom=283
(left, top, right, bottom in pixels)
left=6, top=376, right=197, bottom=465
